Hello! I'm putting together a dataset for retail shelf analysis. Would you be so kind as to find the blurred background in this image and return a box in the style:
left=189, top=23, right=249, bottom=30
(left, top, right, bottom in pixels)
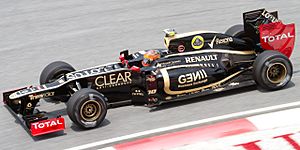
left=0, top=1, right=299, bottom=149
left=0, top=0, right=299, bottom=90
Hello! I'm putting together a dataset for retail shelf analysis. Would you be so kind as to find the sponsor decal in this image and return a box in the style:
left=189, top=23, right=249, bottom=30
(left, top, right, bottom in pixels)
left=161, top=66, right=245, bottom=95
left=175, top=90, right=202, bottom=98
left=229, top=82, right=240, bottom=86
left=261, top=9, right=279, bottom=23
left=146, top=75, right=156, bottom=82
left=132, top=89, right=144, bottom=96
left=148, top=89, right=157, bottom=95
left=165, top=96, right=172, bottom=100
left=58, top=79, right=64, bottom=84
left=261, top=32, right=294, bottom=43
left=81, top=120, right=97, bottom=127
left=216, top=37, right=233, bottom=45
left=28, top=92, right=54, bottom=100
left=15, top=86, right=47, bottom=96
left=191, top=36, right=204, bottom=49
left=66, top=66, right=106, bottom=80
left=213, top=87, right=224, bottom=92
left=198, top=63, right=219, bottom=68
left=30, top=117, right=65, bottom=136
left=208, top=36, right=233, bottom=48
left=95, top=72, right=132, bottom=89
left=18, top=89, right=32, bottom=95
left=157, top=60, right=182, bottom=67
left=165, top=49, right=256, bottom=59
left=178, top=45, right=185, bottom=52
left=148, top=97, right=158, bottom=103
left=185, top=54, right=218, bottom=63
left=132, top=52, right=143, bottom=59
left=32, top=119, right=63, bottom=129
left=178, top=69, right=208, bottom=88
left=208, top=36, right=216, bottom=48
left=176, top=93, right=186, bottom=98
left=259, top=22, right=295, bottom=58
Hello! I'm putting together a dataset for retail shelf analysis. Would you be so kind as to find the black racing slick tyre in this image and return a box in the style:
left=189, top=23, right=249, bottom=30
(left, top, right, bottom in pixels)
left=67, top=88, right=107, bottom=129
left=40, top=61, right=75, bottom=84
left=253, top=50, right=293, bottom=90
left=225, top=24, right=255, bottom=49
left=225, top=24, right=245, bottom=38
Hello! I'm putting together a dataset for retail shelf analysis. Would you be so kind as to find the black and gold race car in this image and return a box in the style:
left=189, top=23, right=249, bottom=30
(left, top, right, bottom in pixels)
left=2, top=9, right=296, bottom=136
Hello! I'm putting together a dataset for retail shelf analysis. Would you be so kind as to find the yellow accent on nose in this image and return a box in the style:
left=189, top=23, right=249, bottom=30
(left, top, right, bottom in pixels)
left=168, top=31, right=176, bottom=37
left=164, top=37, right=171, bottom=49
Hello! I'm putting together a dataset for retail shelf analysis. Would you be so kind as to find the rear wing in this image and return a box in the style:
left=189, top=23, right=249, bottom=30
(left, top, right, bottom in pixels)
left=243, top=9, right=295, bottom=57
left=243, top=8, right=279, bottom=43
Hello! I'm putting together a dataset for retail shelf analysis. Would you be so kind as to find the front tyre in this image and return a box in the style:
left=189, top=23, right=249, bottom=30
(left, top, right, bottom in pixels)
left=40, top=61, right=75, bottom=84
left=253, top=50, right=293, bottom=90
left=67, top=88, right=107, bottom=129
left=40, top=61, right=75, bottom=102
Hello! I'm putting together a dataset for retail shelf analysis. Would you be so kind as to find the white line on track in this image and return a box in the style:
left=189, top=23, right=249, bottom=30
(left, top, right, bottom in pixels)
left=65, top=101, right=300, bottom=150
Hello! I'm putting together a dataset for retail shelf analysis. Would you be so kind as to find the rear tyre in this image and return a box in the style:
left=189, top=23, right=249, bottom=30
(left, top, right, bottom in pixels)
left=67, top=88, right=107, bottom=129
left=253, top=50, right=293, bottom=90
left=225, top=24, right=255, bottom=48
left=40, top=61, right=75, bottom=84
left=225, top=24, right=245, bottom=38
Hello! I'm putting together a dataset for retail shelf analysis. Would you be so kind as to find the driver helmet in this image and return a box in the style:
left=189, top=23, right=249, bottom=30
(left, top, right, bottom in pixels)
left=142, top=50, right=161, bottom=67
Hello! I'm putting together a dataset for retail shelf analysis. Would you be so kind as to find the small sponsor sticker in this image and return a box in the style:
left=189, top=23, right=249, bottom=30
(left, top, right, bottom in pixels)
left=178, top=45, right=185, bottom=52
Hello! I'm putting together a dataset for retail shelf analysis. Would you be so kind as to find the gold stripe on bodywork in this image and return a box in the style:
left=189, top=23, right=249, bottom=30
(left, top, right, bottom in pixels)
left=164, top=37, right=171, bottom=48
left=169, top=30, right=217, bottom=39
left=165, top=49, right=256, bottom=58
left=160, top=66, right=245, bottom=95
left=164, top=30, right=217, bottom=48
left=160, top=64, right=206, bottom=70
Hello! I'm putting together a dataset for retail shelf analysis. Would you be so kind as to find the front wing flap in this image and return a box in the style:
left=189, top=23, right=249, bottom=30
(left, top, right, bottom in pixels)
left=3, top=87, right=65, bottom=136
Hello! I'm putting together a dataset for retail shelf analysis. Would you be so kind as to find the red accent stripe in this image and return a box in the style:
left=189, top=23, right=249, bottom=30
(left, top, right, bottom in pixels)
left=114, top=119, right=257, bottom=150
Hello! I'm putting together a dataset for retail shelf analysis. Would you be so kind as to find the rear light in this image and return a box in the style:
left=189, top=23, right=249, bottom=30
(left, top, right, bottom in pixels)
left=30, top=117, right=65, bottom=136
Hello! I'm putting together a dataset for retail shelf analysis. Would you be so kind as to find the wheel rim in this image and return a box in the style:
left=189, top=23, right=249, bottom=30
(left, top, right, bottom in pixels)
left=80, top=100, right=101, bottom=122
left=266, top=63, right=287, bottom=84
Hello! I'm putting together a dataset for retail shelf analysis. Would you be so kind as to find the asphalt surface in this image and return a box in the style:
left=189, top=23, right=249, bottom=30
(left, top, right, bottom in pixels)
left=0, top=0, right=300, bottom=149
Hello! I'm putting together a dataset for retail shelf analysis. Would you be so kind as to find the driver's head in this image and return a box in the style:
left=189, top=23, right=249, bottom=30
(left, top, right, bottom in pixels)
left=142, top=50, right=160, bottom=67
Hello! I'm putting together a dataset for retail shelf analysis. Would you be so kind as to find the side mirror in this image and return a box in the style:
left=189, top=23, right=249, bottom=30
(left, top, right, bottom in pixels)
left=120, top=49, right=129, bottom=60
left=119, top=49, right=130, bottom=63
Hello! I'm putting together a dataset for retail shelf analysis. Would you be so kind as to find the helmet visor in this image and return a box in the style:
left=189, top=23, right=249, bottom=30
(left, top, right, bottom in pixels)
left=142, top=58, right=151, bottom=66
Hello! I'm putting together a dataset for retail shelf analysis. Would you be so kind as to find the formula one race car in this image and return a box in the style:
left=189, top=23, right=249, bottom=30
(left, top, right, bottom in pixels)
left=3, top=9, right=296, bottom=136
